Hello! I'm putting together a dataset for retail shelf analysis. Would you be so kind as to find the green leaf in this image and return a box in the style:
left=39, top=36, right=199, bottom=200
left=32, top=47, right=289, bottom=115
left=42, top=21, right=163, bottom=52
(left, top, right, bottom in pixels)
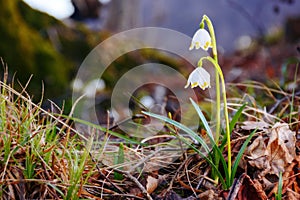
left=276, top=171, right=283, bottom=200
left=229, top=103, right=247, bottom=133
left=190, top=98, right=215, bottom=144
left=176, top=133, right=227, bottom=188
left=190, top=98, right=231, bottom=186
left=142, top=111, right=210, bottom=153
left=143, top=111, right=231, bottom=189
left=114, top=143, right=124, bottom=180
left=230, top=128, right=257, bottom=185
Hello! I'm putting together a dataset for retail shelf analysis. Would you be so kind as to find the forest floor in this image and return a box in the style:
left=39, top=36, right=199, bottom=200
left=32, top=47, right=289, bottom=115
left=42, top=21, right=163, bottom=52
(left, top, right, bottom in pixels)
left=0, top=41, right=299, bottom=200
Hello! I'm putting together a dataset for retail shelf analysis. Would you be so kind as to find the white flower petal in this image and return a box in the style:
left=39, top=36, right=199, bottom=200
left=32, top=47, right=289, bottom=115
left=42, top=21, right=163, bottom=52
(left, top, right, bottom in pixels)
left=189, top=29, right=212, bottom=51
left=185, top=67, right=211, bottom=90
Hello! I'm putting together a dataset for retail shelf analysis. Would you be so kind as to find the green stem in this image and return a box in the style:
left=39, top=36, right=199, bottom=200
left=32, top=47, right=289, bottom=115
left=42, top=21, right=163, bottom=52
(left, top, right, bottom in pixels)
left=201, top=15, right=220, bottom=145
left=201, top=15, right=221, bottom=183
left=201, top=15, right=218, bottom=60
left=198, top=56, right=232, bottom=180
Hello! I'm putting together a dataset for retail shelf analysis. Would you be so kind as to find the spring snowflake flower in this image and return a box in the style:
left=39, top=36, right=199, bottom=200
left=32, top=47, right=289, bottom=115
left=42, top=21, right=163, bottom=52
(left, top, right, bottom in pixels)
left=189, top=29, right=212, bottom=51
left=185, top=67, right=211, bottom=90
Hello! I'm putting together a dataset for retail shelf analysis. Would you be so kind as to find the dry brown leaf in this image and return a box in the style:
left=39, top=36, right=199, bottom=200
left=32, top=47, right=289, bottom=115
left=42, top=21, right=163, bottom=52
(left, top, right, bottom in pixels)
left=245, top=122, right=296, bottom=176
left=284, top=188, right=300, bottom=200
left=198, top=189, right=219, bottom=200
left=246, top=135, right=269, bottom=169
left=223, top=174, right=267, bottom=200
left=241, top=121, right=270, bottom=131
left=146, top=175, right=159, bottom=194
left=238, top=174, right=268, bottom=200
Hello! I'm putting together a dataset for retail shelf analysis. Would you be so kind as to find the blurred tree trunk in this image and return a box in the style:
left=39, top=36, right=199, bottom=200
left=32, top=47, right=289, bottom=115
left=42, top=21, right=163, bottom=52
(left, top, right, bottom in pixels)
left=105, top=0, right=141, bottom=31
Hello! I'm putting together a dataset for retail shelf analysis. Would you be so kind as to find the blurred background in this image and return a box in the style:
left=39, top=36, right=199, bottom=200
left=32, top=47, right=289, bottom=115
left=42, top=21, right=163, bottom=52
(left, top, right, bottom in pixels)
left=0, top=0, right=299, bottom=110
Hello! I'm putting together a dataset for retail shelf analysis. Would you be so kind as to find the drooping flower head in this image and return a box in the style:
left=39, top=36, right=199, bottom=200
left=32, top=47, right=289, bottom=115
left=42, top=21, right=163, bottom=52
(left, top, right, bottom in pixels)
left=189, top=29, right=212, bottom=51
left=185, top=67, right=211, bottom=90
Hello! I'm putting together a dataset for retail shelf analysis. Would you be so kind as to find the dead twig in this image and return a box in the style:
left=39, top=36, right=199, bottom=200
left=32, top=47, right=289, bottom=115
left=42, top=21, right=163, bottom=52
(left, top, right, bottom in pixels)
left=226, top=173, right=246, bottom=200
left=112, top=168, right=153, bottom=200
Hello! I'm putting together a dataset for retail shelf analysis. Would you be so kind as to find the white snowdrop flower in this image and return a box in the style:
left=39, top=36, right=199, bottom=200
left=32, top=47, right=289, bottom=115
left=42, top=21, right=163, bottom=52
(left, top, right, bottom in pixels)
left=189, top=29, right=212, bottom=51
left=185, top=67, right=211, bottom=90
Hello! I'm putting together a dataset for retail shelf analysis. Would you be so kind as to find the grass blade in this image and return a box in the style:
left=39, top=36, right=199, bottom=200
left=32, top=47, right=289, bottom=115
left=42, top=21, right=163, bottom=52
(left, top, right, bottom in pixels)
left=59, top=114, right=142, bottom=145
left=47, top=183, right=65, bottom=197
